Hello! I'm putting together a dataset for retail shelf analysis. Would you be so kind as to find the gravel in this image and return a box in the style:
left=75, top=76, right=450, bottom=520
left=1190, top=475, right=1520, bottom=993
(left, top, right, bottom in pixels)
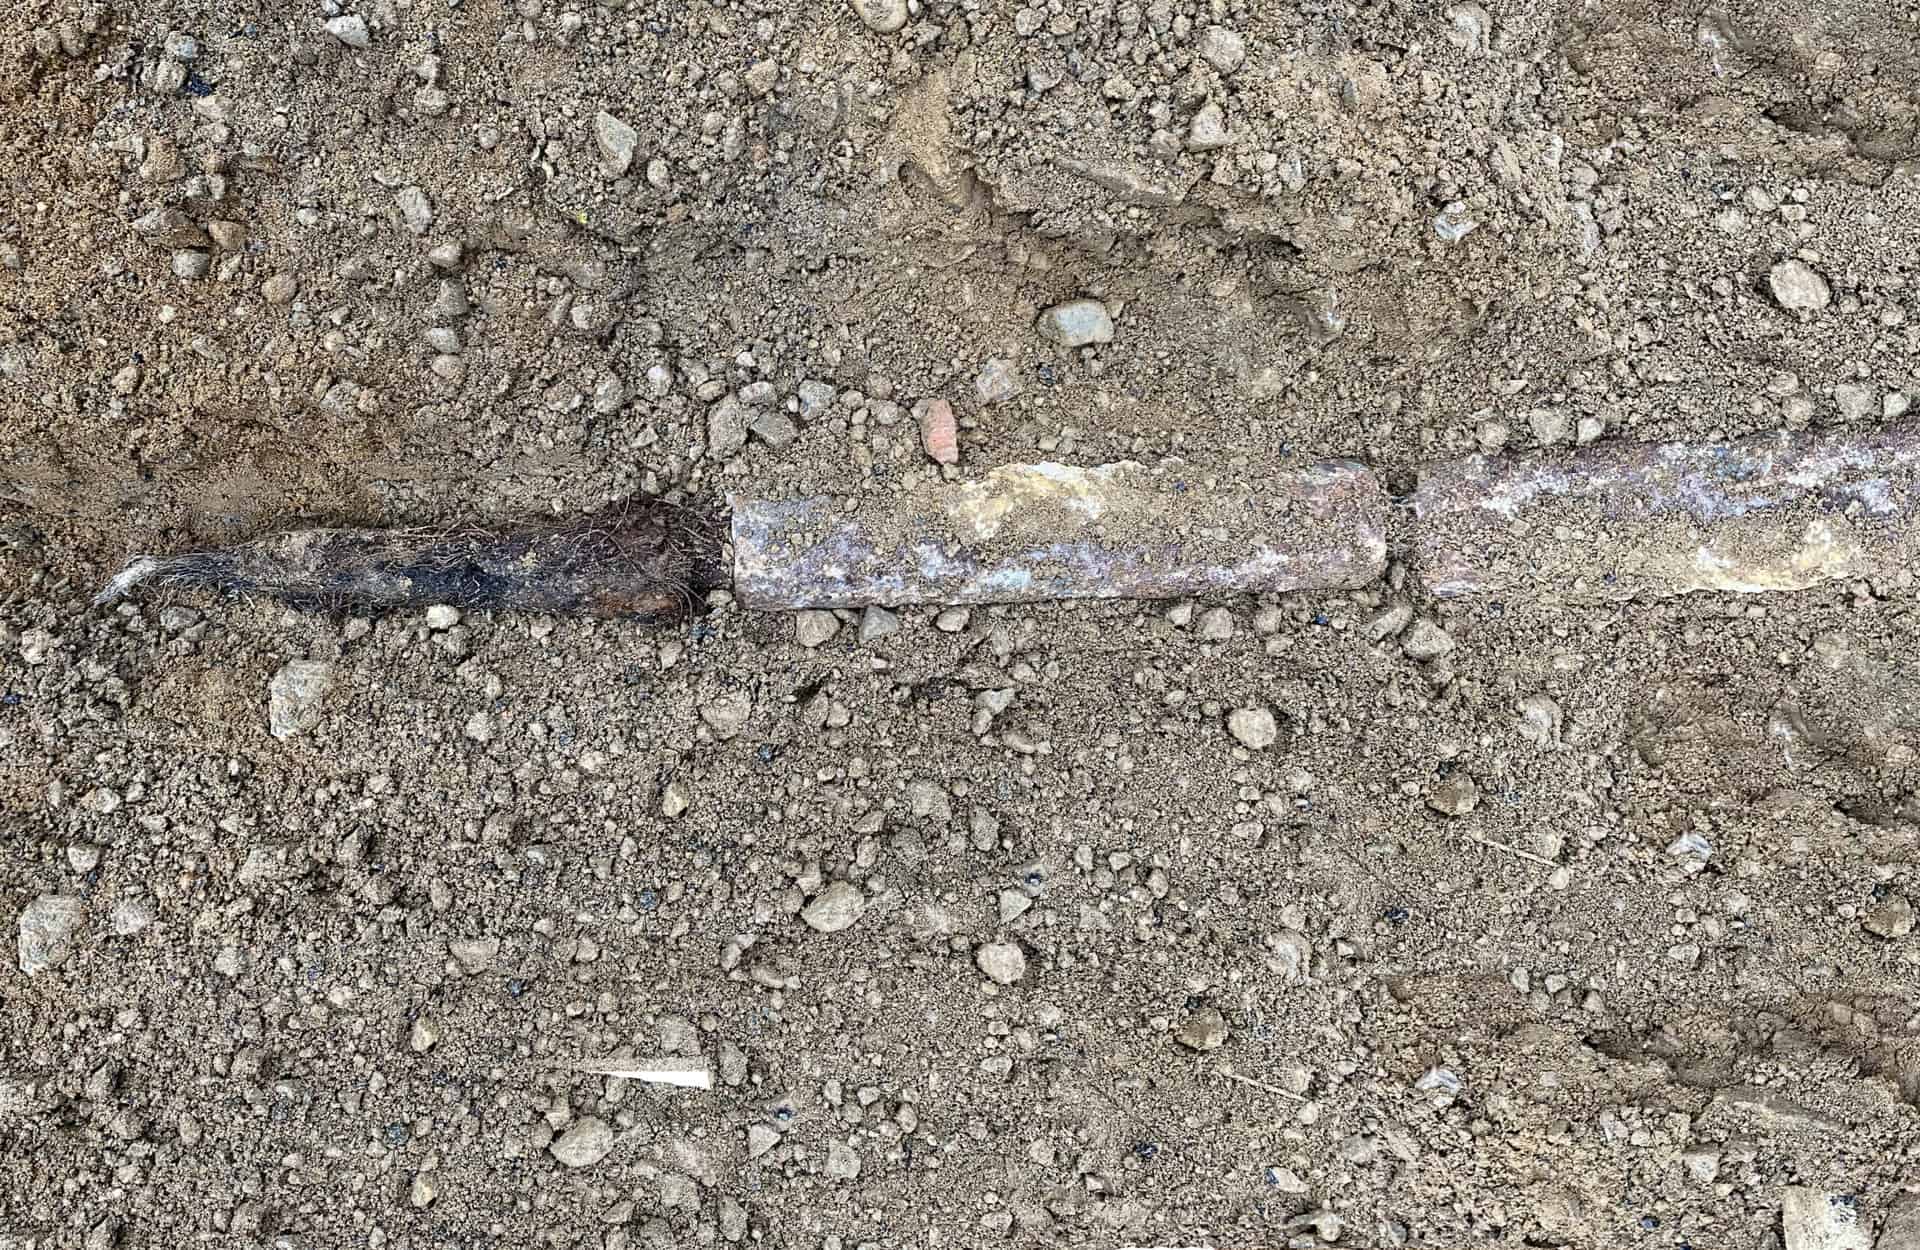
left=857, top=606, right=900, bottom=643
left=794, top=610, right=840, bottom=648
left=850, top=0, right=908, bottom=33
left=800, top=882, right=866, bottom=933
left=918, top=398, right=959, bottom=464
left=974, top=941, right=1026, bottom=985
left=550, top=1117, right=615, bottom=1168
left=1035, top=299, right=1115, bottom=348
left=594, top=111, right=638, bottom=177
left=17, top=894, right=84, bottom=975
left=1401, top=620, right=1455, bottom=661
left=1174, top=1007, right=1227, bottom=1051
left=267, top=660, right=335, bottom=739
left=1769, top=259, right=1833, bottom=312
left=323, top=14, right=370, bottom=47
left=1427, top=774, right=1480, bottom=817
left=1227, top=707, right=1277, bottom=750
left=395, top=186, right=434, bottom=235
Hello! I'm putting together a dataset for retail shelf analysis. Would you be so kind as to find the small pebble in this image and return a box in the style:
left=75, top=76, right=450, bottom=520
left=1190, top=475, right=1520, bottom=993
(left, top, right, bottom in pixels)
left=975, top=941, right=1026, bottom=985
left=858, top=606, right=900, bottom=643
left=1865, top=895, right=1915, bottom=939
left=700, top=690, right=751, bottom=740
left=1768, top=259, right=1832, bottom=312
left=750, top=409, right=798, bottom=451
left=850, top=0, right=908, bottom=33
left=747, top=1123, right=781, bottom=1159
left=1188, top=103, right=1231, bottom=151
left=1197, top=607, right=1234, bottom=641
left=261, top=273, right=298, bottom=305
left=935, top=607, right=970, bottom=633
left=268, top=659, right=335, bottom=739
left=1227, top=707, right=1277, bottom=750
left=1036, top=299, right=1114, bottom=348
left=801, top=882, right=866, bottom=933
left=795, top=610, right=840, bottom=648
left=975, top=357, right=1022, bottom=405
left=1401, top=620, right=1454, bottom=661
left=550, top=1117, right=615, bottom=1168
left=171, top=250, right=209, bottom=279
left=918, top=398, right=959, bottom=465
left=594, top=112, right=638, bottom=177
left=324, top=14, right=371, bottom=48
left=1197, top=25, right=1246, bottom=72
left=395, top=186, right=434, bottom=235
left=1427, top=774, right=1479, bottom=817
left=1175, top=1007, right=1227, bottom=1051
left=17, top=894, right=84, bottom=976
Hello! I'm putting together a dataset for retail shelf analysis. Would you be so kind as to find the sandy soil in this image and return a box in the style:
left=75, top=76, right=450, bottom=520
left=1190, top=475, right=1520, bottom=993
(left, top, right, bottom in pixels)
left=5, top=1, right=1920, bottom=1246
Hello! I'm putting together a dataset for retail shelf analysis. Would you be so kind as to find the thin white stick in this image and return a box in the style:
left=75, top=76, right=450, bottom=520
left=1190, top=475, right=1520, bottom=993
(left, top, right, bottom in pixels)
left=1217, top=1066, right=1307, bottom=1102
left=570, top=1056, right=713, bottom=1090
left=1469, top=835, right=1559, bottom=868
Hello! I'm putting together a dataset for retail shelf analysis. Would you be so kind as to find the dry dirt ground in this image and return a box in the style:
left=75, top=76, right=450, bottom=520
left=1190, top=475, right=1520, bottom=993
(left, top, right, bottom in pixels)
left=6, top=1, right=1920, bottom=1247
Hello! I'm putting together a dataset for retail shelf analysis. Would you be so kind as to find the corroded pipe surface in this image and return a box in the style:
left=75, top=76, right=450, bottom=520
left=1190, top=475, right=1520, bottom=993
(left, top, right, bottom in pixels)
left=730, top=460, right=1388, bottom=610
left=1413, top=425, right=1920, bottom=599
left=95, top=498, right=722, bottom=620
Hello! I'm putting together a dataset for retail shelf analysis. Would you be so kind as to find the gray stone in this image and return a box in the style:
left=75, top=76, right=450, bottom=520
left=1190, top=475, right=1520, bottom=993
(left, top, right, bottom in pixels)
left=1227, top=707, right=1277, bottom=750
left=749, top=409, right=798, bottom=451
left=268, top=660, right=335, bottom=739
left=797, top=379, right=836, bottom=419
left=594, top=112, right=638, bottom=177
left=449, top=935, right=499, bottom=973
left=170, top=250, right=209, bottom=279
left=1864, top=894, right=1915, bottom=938
left=1366, top=604, right=1413, bottom=641
left=1197, top=25, right=1246, bottom=72
left=1780, top=1186, right=1869, bottom=1250
left=825, top=1140, right=862, bottom=1179
left=1427, top=774, right=1479, bottom=817
left=707, top=397, right=750, bottom=460
left=700, top=690, right=751, bottom=740
left=744, top=59, right=779, bottom=96
left=858, top=606, right=900, bottom=643
left=395, top=186, right=434, bottom=235
left=795, top=610, right=840, bottom=648
left=324, top=14, right=370, bottom=47
left=1769, top=259, right=1832, bottom=312
left=18, top=894, right=84, bottom=975
left=551, top=1117, right=615, bottom=1168
left=1188, top=102, right=1231, bottom=151
left=1175, top=1007, right=1227, bottom=1051
left=428, top=279, right=469, bottom=321
left=801, top=882, right=866, bottom=933
left=850, top=0, right=908, bottom=33
left=1036, top=299, right=1114, bottom=348
left=133, top=207, right=209, bottom=248
left=974, top=357, right=1022, bottom=405
left=1402, top=620, right=1455, bottom=661
left=746, top=1123, right=780, bottom=1158
left=975, top=941, right=1026, bottom=985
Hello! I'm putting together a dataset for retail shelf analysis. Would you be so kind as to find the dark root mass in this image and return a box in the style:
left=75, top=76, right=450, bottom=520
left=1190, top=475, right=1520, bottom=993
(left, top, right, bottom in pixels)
left=95, top=497, right=727, bottom=622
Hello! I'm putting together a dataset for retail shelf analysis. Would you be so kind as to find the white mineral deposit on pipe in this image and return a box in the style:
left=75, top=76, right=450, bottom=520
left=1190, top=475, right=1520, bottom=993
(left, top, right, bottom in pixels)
left=729, top=460, right=1389, bottom=610
left=1412, top=425, right=1920, bottom=600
